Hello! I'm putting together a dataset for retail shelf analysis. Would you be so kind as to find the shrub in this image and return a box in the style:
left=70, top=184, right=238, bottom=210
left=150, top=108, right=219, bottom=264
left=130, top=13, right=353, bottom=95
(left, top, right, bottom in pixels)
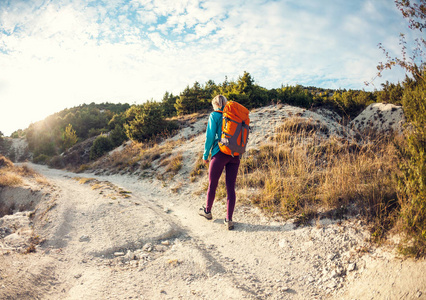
left=109, top=124, right=127, bottom=147
left=395, top=75, right=426, bottom=256
left=90, top=135, right=113, bottom=160
left=33, top=154, right=50, bottom=164
left=125, top=102, right=170, bottom=142
left=276, top=85, right=313, bottom=109
left=48, top=155, right=65, bottom=169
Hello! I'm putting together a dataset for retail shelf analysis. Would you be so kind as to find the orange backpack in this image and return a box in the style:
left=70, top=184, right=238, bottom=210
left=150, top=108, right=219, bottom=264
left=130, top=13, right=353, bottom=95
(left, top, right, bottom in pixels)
left=218, top=101, right=250, bottom=157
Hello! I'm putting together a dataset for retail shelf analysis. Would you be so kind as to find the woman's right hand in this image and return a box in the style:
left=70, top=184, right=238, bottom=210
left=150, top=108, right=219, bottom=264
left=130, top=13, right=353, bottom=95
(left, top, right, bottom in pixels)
left=203, top=159, right=209, bottom=165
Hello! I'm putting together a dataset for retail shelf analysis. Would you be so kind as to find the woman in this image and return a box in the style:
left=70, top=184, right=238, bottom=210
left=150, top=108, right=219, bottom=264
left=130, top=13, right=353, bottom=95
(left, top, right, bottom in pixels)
left=199, top=95, right=240, bottom=230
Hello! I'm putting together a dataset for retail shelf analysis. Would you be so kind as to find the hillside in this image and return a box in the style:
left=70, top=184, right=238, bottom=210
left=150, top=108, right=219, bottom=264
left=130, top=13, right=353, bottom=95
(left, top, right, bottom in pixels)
left=1, top=103, right=425, bottom=299
left=2, top=72, right=401, bottom=169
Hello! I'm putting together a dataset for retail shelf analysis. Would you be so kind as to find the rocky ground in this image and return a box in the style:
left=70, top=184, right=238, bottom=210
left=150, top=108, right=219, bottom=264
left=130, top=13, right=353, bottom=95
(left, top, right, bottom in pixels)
left=0, top=103, right=425, bottom=299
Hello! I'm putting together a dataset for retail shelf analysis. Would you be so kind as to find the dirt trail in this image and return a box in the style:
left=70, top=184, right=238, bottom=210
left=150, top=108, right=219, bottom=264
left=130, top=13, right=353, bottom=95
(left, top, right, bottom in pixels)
left=7, top=163, right=420, bottom=300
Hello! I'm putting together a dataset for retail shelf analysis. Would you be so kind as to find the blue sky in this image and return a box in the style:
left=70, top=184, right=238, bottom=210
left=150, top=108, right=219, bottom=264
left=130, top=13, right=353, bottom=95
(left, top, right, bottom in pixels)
left=0, top=0, right=418, bottom=136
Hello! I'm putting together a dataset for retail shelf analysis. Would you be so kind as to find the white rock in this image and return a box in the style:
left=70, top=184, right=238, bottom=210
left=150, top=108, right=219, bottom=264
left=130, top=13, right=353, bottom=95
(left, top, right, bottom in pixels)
left=347, top=263, right=356, bottom=272
left=79, top=235, right=90, bottom=242
left=278, top=239, right=288, bottom=248
left=143, top=243, right=153, bottom=252
left=124, top=250, right=136, bottom=260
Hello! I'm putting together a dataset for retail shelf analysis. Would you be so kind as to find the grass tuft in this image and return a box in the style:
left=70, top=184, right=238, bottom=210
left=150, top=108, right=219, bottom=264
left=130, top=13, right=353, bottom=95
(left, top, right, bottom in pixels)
left=190, top=153, right=207, bottom=182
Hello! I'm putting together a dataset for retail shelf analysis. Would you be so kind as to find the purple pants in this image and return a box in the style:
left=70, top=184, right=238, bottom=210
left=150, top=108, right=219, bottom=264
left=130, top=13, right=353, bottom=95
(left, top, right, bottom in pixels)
left=206, top=151, right=240, bottom=221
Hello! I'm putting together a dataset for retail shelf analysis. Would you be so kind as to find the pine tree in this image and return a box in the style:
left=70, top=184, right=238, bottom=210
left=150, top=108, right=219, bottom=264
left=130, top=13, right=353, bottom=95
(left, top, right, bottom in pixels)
left=62, top=124, right=78, bottom=151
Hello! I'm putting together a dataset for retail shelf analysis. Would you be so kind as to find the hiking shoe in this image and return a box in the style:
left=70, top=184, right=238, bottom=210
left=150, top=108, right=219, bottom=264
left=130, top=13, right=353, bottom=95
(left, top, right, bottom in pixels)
left=199, top=206, right=212, bottom=220
left=224, top=219, right=234, bottom=230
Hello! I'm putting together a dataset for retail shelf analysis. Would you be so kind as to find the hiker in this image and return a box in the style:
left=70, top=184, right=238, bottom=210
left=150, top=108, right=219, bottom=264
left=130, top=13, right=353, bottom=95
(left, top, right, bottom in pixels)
left=199, top=95, right=241, bottom=230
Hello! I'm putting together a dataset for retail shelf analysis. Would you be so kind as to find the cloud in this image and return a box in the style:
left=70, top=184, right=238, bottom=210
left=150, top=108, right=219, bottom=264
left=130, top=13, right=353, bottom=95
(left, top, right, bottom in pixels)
left=0, top=0, right=413, bottom=135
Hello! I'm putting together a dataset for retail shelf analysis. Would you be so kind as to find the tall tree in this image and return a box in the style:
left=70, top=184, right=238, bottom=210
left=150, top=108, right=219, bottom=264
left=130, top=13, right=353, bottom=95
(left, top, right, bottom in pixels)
left=161, top=91, right=179, bottom=117
left=125, top=101, right=168, bottom=142
left=175, top=82, right=209, bottom=115
left=62, top=124, right=78, bottom=151
left=218, top=71, right=269, bottom=108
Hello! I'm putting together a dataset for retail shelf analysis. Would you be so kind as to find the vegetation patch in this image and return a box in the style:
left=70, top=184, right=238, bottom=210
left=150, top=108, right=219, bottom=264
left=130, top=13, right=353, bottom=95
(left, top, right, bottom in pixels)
left=238, top=117, right=399, bottom=230
left=75, top=177, right=96, bottom=185
left=190, top=153, right=207, bottom=182
left=163, top=153, right=183, bottom=177
left=0, top=172, right=23, bottom=188
left=0, top=155, right=24, bottom=188
left=73, top=177, right=132, bottom=200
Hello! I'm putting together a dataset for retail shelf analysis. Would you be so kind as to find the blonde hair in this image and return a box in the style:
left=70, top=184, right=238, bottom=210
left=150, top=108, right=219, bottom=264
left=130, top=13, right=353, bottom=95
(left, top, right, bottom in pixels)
left=212, top=95, right=227, bottom=110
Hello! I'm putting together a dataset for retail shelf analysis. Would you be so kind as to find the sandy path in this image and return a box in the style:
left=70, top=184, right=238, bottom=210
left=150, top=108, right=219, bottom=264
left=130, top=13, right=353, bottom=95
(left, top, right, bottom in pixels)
left=19, top=162, right=423, bottom=300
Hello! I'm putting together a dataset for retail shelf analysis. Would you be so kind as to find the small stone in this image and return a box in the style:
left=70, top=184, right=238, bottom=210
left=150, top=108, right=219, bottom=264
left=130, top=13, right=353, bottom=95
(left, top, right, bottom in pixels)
left=156, top=246, right=167, bottom=252
left=347, top=263, right=356, bottom=272
left=143, top=243, right=153, bottom=252
left=114, top=252, right=125, bottom=257
left=278, top=239, right=287, bottom=248
left=161, top=240, right=170, bottom=246
left=79, top=235, right=90, bottom=242
left=330, top=270, right=338, bottom=278
left=124, top=250, right=136, bottom=260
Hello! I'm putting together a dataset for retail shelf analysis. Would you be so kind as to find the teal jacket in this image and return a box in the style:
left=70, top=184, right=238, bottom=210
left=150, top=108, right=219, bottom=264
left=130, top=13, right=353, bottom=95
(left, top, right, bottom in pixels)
left=203, top=110, right=222, bottom=160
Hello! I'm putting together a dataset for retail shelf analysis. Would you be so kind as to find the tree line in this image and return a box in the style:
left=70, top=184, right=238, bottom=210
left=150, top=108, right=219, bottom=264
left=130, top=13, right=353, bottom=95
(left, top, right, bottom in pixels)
left=8, top=70, right=411, bottom=164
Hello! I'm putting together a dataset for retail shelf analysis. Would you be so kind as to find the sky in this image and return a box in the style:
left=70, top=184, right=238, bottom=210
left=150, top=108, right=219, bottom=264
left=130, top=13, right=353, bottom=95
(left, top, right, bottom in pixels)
left=0, top=0, right=419, bottom=136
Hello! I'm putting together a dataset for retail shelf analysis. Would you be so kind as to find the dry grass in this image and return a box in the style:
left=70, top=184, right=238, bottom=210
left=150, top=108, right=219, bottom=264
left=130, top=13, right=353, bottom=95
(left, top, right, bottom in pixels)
left=238, top=117, right=399, bottom=227
left=190, top=153, right=207, bottom=182
left=34, top=175, right=50, bottom=186
left=0, top=172, right=23, bottom=187
left=0, top=155, right=48, bottom=189
left=0, top=155, right=23, bottom=188
left=75, top=177, right=96, bottom=185
left=163, top=153, right=183, bottom=177
left=90, top=140, right=183, bottom=175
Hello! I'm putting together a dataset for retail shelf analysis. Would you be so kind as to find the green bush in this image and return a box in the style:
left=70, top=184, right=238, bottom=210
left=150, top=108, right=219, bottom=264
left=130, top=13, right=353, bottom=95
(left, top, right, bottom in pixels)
left=48, top=155, right=65, bottom=169
left=33, top=154, right=50, bottom=164
left=109, top=124, right=127, bottom=147
left=125, top=102, right=170, bottom=142
left=276, top=85, right=313, bottom=109
left=90, top=135, right=113, bottom=160
left=396, top=74, right=426, bottom=256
